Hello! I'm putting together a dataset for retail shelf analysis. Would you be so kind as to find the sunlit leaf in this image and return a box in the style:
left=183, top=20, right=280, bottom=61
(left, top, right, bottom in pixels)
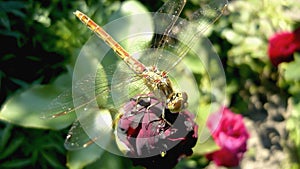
left=107, top=0, right=153, bottom=53
left=221, top=29, right=244, bottom=45
left=283, top=55, right=300, bottom=82
left=85, top=152, right=133, bottom=169
left=0, top=73, right=75, bottom=130
left=193, top=104, right=220, bottom=155
left=193, top=137, right=219, bottom=155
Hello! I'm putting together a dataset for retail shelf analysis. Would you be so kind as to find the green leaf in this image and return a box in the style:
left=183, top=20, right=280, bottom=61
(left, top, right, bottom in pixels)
left=0, top=73, right=75, bottom=130
left=0, top=29, right=23, bottom=39
left=241, top=36, right=264, bottom=53
left=106, top=0, right=153, bottom=54
left=0, top=123, right=13, bottom=152
left=0, top=158, right=32, bottom=168
left=193, top=104, right=220, bottom=155
left=221, top=29, right=244, bottom=45
left=183, top=50, right=206, bottom=74
left=0, top=136, right=24, bottom=160
left=67, top=144, right=105, bottom=169
left=109, top=0, right=149, bottom=21
left=41, top=150, right=66, bottom=169
left=286, top=98, right=300, bottom=147
left=0, top=12, right=10, bottom=30
left=85, top=152, right=131, bottom=169
left=193, top=137, right=219, bottom=155
left=284, top=55, right=300, bottom=81
left=0, top=1, right=26, bottom=12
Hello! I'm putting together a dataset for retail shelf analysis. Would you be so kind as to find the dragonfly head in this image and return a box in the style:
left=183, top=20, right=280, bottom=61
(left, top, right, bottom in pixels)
left=167, top=92, right=188, bottom=113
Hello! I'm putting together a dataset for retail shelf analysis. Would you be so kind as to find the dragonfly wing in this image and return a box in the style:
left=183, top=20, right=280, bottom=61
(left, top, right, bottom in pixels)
left=64, top=63, right=150, bottom=152
left=40, top=61, right=148, bottom=119
left=65, top=107, right=114, bottom=150
left=110, top=61, right=151, bottom=108
left=40, top=88, right=75, bottom=119
left=40, top=85, right=102, bottom=119
left=190, top=0, right=228, bottom=33
left=151, top=0, right=186, bottom=49
left=40, top=65, right=109, bottom=119
left=64, top=120, right=92, bottom=150
left=165, top=0, right=228, bottom=72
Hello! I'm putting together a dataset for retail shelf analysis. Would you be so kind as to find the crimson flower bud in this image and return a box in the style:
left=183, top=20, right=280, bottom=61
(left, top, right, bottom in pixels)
left=115, top=94, right=198, bottom=169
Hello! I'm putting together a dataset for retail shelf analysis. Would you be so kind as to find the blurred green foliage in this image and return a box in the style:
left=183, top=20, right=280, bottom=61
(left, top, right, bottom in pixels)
left=0, top=0, right=124, bottom=104
left=283, top=54, right=300, bottom=168
left=0, top=123, right=67, bottom=168
left=214, top=0, right=300, bottom=114
left=0, top=0, right=141, bottom=168
left=1, top=0, right=300, bottom=168
left=213, top=0, right=300, bottom=168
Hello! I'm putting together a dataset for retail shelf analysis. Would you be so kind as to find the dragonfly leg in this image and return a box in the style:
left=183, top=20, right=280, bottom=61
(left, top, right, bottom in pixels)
left=144, top=101, right=174, bottom=130
left=131, top=95, right=174, bottom=129
left=161, top=109, right=173, bottom=127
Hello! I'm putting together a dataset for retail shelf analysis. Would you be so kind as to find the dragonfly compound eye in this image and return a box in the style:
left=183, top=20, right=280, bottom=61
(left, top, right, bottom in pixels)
left=167, top=92, right=188, bottom=113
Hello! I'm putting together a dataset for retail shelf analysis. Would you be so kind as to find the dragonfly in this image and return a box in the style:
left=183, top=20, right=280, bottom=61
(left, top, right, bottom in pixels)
left=42, top=0, right=228, bottom=156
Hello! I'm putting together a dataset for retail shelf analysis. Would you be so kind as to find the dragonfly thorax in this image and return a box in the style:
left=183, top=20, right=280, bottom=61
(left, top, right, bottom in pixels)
left=142, top=66, right=188, bottom=113
left=142, top=66, right=173, bottom=97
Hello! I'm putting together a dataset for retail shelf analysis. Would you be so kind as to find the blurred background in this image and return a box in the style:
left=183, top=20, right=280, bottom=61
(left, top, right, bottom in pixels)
left=1, top=0, right=300, bottom=168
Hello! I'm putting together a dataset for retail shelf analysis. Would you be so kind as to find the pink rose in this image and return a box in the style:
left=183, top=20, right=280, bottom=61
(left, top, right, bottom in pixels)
left=268, top=27, right=300, bottom=66
left=206, top=107, right=250, bottom=167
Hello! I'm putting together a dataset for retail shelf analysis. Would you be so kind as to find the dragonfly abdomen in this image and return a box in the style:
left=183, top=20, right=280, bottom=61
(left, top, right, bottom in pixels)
left=74, top=10, right=146, bottom=74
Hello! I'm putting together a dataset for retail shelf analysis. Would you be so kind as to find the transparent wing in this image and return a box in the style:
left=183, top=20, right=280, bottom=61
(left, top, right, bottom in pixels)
left=151, top=0, right=186, bottom=48
left=165, top=0, right=228, bottom=72
left=40, top=64, right=107, bottom=119
left=64, top=120, right=92, bottom=150
left=40, top=89, right=76, bottom=119
left=41, top=62, right=149, bottom=119
left=64, top=108, right=114, bottom=151
left=148, top=0, right=228, bottom=72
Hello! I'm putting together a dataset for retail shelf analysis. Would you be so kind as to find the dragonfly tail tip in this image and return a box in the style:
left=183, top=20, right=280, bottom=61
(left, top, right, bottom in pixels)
left=73, top=10, right=80, bottom=16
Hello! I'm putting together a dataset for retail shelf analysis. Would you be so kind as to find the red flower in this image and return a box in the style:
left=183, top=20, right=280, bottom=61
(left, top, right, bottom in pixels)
left=206, top=107, right=249, bottom=167
left=268, top=27, right=300, bottom=66
left=115, top=94, right=198, bottom=169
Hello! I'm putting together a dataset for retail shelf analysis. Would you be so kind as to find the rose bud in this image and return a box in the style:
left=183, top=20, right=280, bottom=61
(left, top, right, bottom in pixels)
left=115, top=94, right=198, bottom=169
